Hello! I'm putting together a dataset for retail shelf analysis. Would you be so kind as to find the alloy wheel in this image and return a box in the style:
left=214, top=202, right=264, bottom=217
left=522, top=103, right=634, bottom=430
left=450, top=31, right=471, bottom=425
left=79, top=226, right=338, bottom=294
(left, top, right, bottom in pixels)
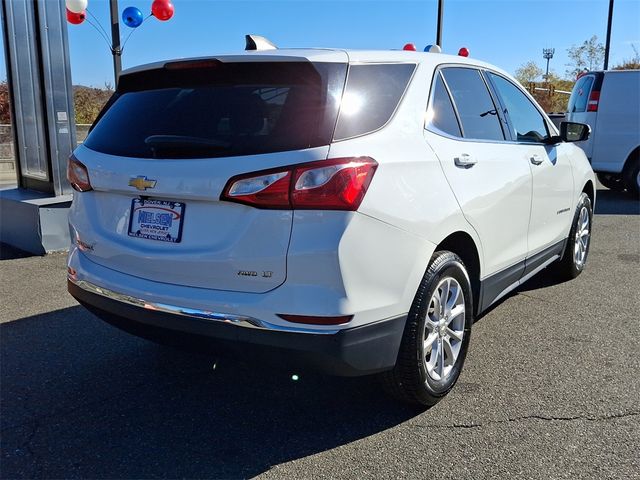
left=574, top=206, right=590, bottom=268
left=423, top=277, right=465, bottom=382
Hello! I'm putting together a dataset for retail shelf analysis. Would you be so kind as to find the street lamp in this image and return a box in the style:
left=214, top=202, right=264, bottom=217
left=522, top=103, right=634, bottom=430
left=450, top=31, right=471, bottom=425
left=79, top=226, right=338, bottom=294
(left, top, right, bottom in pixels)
left=543, top=48, right=555, bottom=80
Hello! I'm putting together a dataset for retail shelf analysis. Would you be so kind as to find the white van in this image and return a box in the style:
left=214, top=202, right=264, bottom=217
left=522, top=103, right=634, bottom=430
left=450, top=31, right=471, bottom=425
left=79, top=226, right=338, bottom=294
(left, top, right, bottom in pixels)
left=567, top=70, right=640, bottom=196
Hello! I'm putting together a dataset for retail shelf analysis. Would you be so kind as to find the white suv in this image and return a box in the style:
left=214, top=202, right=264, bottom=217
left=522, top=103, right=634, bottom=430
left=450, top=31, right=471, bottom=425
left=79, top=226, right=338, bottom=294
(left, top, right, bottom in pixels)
left=67, top=46, right=595, bottom=406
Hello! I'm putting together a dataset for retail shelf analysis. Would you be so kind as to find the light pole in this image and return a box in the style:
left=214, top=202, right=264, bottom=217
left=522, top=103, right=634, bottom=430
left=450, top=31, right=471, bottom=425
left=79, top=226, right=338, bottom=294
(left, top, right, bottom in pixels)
left=604, top=0, right=614, bottom=69
left=109, top=0, right=122, bottom=84
left=543, top=48, right=555, bottom=80
left=436, top=0, right=444, bottom=48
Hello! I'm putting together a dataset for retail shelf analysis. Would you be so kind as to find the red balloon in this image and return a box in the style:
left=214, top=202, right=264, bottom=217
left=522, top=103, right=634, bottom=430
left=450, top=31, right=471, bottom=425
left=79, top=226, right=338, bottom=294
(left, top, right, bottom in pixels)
left=151, top=0, right=174, bottom=21
left=66, top=8, right=86, bottom=25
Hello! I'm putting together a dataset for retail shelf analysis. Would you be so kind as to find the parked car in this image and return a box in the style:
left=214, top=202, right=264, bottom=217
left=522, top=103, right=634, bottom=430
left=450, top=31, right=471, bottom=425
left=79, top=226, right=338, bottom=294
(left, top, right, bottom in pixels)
left=67, top=42, right=595, bottom=406
left=567, top=70, right=640, bottom=196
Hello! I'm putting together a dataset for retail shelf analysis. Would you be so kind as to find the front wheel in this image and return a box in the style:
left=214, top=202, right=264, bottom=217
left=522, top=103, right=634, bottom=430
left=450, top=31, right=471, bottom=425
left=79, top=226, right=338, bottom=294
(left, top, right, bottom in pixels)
left=381, top=251, right=473, bottom=407
left=553, top=192, right=593, bottom=280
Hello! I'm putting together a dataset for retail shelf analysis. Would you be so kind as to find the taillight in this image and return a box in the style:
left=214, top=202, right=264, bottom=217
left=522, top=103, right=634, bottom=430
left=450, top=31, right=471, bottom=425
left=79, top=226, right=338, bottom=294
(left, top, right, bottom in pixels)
left=67, top=155, right=93, bottom=192
left=587, top=90, right=600, bottom=112
left=221, top=157, right=378, bottom=211
left=224, top=170, right=291, bottom=208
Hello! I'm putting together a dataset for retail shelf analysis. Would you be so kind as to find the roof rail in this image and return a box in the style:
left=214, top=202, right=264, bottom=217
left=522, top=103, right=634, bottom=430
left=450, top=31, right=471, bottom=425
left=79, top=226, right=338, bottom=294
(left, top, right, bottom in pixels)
left=245, top=35, right=277, bottom=51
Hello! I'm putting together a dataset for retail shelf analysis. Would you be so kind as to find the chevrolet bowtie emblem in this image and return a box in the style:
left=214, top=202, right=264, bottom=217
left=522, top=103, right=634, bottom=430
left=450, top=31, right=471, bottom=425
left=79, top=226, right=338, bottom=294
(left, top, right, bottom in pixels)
left=128, top=176, right=157, bottom=191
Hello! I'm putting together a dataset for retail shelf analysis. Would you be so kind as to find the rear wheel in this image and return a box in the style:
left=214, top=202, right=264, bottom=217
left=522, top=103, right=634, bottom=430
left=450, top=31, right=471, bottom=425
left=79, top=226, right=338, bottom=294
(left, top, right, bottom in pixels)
left=382, top=251, right=473, bottom=407
left=597, top=172, right=625, bottom=192
left=622, top=154, right=640, bottom=198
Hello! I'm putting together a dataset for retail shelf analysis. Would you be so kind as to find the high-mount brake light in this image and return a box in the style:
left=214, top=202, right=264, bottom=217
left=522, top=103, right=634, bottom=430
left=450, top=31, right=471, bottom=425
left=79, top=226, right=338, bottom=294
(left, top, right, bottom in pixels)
left=164, top=59, right=221, bottom=70
left=221, top=157, right=378, bottom=211
left=67, top=155, right=92, bottom=192
left=587, top=89, right=600, bottom=112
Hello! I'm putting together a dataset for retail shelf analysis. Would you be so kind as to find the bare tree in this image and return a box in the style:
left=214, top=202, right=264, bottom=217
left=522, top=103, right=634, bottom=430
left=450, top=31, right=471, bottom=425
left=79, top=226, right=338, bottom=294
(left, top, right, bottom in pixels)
left=566, top=35, right=605, bottom=78
left=613, top=44, right=640, bottom=70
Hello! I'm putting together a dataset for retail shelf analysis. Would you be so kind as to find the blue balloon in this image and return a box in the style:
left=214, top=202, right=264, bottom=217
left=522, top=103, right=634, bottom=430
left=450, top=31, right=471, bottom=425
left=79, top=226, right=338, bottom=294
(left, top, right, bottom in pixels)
left=122, top=6, right=143, bottom=28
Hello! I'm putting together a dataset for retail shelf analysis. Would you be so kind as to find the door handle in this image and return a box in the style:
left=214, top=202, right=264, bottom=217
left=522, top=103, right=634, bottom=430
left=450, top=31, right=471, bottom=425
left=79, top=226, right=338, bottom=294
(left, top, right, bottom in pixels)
left=530, top=154, right=543, bottom=165
left=454, top=153, right=477, bottom=168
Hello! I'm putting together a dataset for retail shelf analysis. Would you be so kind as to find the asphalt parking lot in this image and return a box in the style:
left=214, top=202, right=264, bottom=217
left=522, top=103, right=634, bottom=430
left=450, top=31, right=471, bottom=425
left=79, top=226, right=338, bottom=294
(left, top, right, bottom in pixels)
left=1, top=185, right=639, bottom=480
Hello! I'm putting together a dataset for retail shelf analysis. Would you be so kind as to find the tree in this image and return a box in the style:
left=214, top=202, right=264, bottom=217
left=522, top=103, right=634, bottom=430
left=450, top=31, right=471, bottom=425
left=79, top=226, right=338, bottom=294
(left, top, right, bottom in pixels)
left=513, top=62, right=575, bottom=113
left=515, top=61, right=543, bottom=84
left=566, top=35, right=605, bottom=78
left=73, top=85, right=113, bottom=124
left=538, top=72, right=575, bottom=113
left=0, top=81, right=11, bottom=124
left=613, top=44, right=640, bottom=70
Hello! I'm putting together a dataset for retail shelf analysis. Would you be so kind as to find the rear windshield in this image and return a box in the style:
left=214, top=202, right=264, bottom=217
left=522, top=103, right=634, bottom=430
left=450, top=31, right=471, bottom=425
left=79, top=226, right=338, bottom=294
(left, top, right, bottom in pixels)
left=84, top=61, right=347, bottom=159
left=567, top=75, right=594, bottom=113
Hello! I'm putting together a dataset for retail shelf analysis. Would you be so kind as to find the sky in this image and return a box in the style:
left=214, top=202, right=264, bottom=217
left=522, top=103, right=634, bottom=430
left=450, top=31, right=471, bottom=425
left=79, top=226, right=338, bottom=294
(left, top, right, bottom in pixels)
left=1, top=0, right=639, bottom=87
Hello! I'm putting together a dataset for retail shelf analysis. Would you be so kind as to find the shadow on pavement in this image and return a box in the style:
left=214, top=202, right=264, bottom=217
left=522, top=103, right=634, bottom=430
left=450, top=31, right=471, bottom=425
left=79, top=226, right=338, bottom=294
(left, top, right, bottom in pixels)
left=1, top=306, right=421, bottom=479
left=513, top=186, right=637, bottom=296
left=594, top=188, right=639, bottom=215
left=0, top=243, right=36, bottom=260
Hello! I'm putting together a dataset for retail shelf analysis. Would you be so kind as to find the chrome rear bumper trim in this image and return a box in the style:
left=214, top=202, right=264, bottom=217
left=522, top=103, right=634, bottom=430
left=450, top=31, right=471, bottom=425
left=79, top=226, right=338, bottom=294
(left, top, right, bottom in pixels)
left=69, top=277, right=339, bottom=335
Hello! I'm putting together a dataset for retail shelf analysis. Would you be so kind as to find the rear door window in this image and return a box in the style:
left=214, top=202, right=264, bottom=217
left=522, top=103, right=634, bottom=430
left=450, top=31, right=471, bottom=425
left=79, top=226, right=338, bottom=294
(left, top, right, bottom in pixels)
left=84, top=61, right=347, bottom=159
left=567, top=75, right=594, bottom=113
left=441, top=67, right=505, bottom=141
left=333, top=63, right=416, bottom=141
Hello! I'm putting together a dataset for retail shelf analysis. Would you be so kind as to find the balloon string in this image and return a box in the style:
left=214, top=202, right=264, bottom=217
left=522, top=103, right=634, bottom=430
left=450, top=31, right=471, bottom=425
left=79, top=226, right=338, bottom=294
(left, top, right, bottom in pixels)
left=85, top=8, right=111, bottom=43
left=121, top=14, right=152, bottom=53
left=83, top=16, right=113, bottom=51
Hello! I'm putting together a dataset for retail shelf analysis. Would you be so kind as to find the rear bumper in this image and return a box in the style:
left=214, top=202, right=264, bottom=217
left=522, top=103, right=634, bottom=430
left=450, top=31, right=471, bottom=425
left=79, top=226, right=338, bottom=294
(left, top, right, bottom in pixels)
left=68, top=279, right=406, bottom=376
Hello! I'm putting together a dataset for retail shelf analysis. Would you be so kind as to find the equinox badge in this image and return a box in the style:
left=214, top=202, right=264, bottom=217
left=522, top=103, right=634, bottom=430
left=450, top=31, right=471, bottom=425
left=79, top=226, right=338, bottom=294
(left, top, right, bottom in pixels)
left=129, top=176, right=157, bottom=191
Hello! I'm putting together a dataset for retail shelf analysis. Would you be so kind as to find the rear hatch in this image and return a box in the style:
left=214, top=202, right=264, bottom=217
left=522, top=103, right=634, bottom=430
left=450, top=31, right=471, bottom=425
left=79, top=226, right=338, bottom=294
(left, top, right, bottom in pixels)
left=74, top=56, right=348, bottom=293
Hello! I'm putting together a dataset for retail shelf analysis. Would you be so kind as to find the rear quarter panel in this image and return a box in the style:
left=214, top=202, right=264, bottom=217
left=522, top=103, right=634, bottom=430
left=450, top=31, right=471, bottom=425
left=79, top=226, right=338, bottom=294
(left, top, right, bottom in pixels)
left=328, top=61, right=485, bottom=283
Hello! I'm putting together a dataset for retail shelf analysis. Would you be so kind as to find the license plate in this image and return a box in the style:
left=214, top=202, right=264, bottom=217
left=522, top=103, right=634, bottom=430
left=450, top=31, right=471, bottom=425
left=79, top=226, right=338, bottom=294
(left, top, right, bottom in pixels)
left=128, top=198, right=185, bottom=243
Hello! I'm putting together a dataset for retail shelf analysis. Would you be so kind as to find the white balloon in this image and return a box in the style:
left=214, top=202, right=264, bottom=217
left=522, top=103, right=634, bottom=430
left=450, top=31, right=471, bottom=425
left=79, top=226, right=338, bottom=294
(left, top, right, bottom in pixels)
left=66, top=0, right=88, bottom=14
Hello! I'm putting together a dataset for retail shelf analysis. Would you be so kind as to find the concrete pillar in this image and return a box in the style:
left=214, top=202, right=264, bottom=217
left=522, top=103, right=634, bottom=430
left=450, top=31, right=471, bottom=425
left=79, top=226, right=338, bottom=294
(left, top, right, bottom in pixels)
left=0, top=0, right=76, bottom=254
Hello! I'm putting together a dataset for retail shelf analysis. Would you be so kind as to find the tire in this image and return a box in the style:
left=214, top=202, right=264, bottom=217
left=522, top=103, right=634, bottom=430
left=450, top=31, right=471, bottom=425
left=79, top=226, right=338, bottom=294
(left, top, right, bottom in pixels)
left=554, top=192, right=593, bottom=280
left=381, top=251, right=473, bottom=407
left=597, top=172, right=625, bottom=192
left=622, top=154, right=640, bottom=198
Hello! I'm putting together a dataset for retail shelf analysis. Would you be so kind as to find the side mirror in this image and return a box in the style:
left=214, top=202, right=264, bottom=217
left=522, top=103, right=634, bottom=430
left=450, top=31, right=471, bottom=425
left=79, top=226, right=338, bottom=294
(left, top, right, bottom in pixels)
left=560, top=121, right=590, bottom=142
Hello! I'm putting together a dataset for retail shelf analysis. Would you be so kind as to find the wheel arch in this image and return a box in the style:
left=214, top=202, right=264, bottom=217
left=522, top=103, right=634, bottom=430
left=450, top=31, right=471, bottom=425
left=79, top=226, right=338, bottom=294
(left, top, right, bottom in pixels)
left=435, top=231, right=482, bottom=316
left=582, top=179, right=595, bottom=206
left=623, top=145, right=640, bottom=171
